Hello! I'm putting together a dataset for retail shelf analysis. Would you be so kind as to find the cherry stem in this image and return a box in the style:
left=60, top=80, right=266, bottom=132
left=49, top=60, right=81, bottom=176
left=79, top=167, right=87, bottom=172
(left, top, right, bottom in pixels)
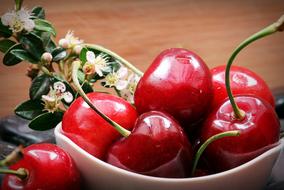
left=85, top=44, right=144, bottom=77
left=226, top=14, right=284, bottom=120
left=71, top=60, right=131, bottom=137
left=191, top=130, right=240, bottom=177
left=0, top=145, right=24, bottom=167
left=0, top=168, right=28, bottom=180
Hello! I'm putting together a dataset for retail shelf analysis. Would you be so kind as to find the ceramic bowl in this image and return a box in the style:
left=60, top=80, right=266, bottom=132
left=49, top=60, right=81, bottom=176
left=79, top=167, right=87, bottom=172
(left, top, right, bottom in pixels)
left=54, top=122, right=283, bottom=190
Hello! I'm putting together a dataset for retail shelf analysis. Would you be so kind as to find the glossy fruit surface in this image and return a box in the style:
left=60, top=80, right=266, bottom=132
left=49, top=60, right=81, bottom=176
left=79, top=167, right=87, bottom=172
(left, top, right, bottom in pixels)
left=134, top=48, right=212, bottom=128
left=211, top=65, right=274, bottom=109
left=62, top=92, right=138, bottom=160
left=2, top=143, right=81, bottom=190
left=106, top=111, right=193, bottom=178
left=200, top=96, right=280, bottom=172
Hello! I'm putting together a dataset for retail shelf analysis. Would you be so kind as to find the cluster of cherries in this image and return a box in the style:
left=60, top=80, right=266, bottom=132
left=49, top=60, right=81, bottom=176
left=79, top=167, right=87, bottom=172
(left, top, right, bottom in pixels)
left=0, top=15, right=283, bottom=190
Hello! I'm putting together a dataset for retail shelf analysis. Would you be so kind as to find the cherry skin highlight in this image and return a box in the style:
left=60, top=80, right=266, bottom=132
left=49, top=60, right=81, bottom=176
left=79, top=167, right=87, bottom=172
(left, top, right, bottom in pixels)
left=211, top=65, right=275, bottom=109
left=134, top=48, right=213, bottom=128
left=200, top=96, right=280, bottom=172
left=106, top=111, right=194, bottom=178
left=62, top=92, right=138, bottom=160
left=1, top=143, right=81, bottom=190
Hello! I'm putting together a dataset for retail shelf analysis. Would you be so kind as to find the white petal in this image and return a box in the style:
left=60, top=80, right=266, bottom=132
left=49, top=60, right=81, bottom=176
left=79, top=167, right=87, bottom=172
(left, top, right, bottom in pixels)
left=23, top=19, right=35, bottom=31
left=17, top=9, right=30, bottom=20
left=42, top=95, right=55, bottom=102
left=1, top=12, right=15, bottom=26
left=86, top=51, right=96, bottom=63
left=117, top=67, right=128, bottom=79
left=53, top=81, right=66, bottom=93
left=95, top=67, right=103, bottom=77
left=115, top=80, right=128, bottom=90
left=63, top=92, right=73, bottom=103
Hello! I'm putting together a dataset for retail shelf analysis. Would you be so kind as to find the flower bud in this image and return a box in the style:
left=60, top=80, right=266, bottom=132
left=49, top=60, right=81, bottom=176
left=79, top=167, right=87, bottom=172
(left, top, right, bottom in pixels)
left=41, top=52, right=53, bottom=63
left=59, top=38, right=69, bottom=48
left=73, top=45, right=83, bottom=55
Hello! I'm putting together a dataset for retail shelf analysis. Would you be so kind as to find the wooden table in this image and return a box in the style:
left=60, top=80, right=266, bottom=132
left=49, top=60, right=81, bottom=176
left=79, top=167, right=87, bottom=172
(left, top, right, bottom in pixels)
left=0, top=0, right=284, bottom=116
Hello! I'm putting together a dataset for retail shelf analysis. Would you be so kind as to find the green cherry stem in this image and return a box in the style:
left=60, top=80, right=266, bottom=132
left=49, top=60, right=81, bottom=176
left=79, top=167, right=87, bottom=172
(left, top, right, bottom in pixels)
left=85, top=44, right=144, bottom=77
left=191, top=130, right=240, bottom=176
left=72, top=60, right=131, bottom=137
left=0, top=168, right=28, bottom=180
left=226, top=15, right=284, bottom=119
left=14, top=0, right=23, bottom=11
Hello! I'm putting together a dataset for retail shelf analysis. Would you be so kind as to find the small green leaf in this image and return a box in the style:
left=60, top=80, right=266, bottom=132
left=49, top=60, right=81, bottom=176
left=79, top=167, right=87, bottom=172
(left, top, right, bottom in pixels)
left=29, top=74, right=51, bottom=100
left=51, top=47, right=67, bottom=62
left=10, top=49, right=38, bottom=63
left=79, top=47, right=88, bottom=64
left=34, top=19, right=56, bottom=36
left=19, top=33, right=45, bottom=61
left=15, top=99, right=45, bottom=120
left=0, top=20, right=12, bottom=38
left=77, top=70, right=85, bottom=83
left=31, top=6, right=45, bottom=19
left=3, top=44, right=23, bottom=66
left=29, top=111, right=63, bottom=131
left=0, top=39, right=16, bottom=53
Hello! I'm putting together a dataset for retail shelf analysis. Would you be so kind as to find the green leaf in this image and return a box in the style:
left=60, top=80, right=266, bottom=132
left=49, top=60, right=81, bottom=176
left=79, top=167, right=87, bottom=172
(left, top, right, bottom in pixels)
left=31, top=31, right=56, bottom=52
left=0, top=20, right=12, bottom=38
left=29, top=111, right=63, bottom=131
left=15, top=99, right=45, bottom=120
left=82, top=82, right=93, bottom=93
left=0, top=39, right=16, bottom=53
left=77, top=70, right=85, bottom=83
left=19, top=33, right=45, bottom=61
left=34, top=19, right=56, bottom=36
left=79, top=47, right=88, bottom=64
left=29, top=74, right=51, bottom=100
left=3, top=44, right=23, bottom=66
left=10, top=49, right=38, bottom=63
left=31, top=6, right=45, bottom=19
left=51, top=47, right=67, bottom=62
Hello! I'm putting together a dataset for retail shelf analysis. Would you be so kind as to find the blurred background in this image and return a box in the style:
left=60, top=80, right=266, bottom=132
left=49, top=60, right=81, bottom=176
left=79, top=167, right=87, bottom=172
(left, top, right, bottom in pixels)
left=0, top=0, right=284, bottom=117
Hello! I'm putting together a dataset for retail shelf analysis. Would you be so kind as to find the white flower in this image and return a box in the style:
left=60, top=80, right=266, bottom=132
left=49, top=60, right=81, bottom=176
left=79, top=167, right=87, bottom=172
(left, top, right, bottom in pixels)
left=104, top=67, right=128, bottom=90
left=82, top=51, right=109, bottom=76
left=1, top=8, right=35, bottom=33
left=59, top=30, right=83, bottom=49
left=53, top=81, right=66, bottom=94
left=120, top=73, right=140, bottom=103
left=41, top=82, right=73, bottom=113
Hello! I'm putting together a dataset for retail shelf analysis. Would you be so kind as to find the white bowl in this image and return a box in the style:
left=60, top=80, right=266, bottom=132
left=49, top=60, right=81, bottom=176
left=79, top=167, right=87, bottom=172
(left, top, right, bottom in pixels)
left=54, top=122, right=283, bottom=190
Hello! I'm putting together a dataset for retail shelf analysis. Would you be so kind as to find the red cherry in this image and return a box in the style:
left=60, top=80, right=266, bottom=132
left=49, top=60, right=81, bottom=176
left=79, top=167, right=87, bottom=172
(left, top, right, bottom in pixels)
left=62, top=92, right=138, bottom=160
left=200, top=96, right=280, bottom=172
left=211, top=65, right=275, bottom=109
left=1, top=143, right=81, bottom=190
left=106, top=111, right=193, bottom=178
left=134, top=48, right=213, bottom=128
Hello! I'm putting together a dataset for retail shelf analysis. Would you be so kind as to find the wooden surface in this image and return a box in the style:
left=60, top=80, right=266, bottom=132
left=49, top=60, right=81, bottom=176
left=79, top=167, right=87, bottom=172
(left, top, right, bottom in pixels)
left=0, top=0, right=284, bottom=117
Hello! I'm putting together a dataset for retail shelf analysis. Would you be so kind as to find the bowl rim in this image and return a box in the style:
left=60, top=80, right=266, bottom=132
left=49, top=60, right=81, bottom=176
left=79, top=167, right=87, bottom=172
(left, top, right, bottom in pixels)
left=54, top=122, right=283, bottom=182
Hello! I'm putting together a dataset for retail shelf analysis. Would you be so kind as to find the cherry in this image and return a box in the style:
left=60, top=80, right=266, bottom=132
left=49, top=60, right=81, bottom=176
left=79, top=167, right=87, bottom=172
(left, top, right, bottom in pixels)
left=200, top=15, right=283, bottom=172
left=200, top=96, right=280, bottom=172
left=134, top=48, right=213, bottom=128
left=211, top=65, right=274, bottom=109
left=62, top=92, right=138, bottom=160
left=1, top=143, right=81, bottom=190
left=106, top=111, right=193, bottom=178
